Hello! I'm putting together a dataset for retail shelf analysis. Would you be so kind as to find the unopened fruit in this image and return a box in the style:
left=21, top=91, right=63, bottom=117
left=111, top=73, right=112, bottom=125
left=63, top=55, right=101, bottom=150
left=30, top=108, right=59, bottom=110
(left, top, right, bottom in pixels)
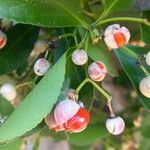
left=72, top=49, right=88, bottom=65
left=34, top=58, right=50, bottom=76
left=139, top=76, right=150, bottom=98
left=106, top=116, right=125, bottom=135
left=88, top=61, right=107, bottom=81
left=145, top=51, right=150, bottom=66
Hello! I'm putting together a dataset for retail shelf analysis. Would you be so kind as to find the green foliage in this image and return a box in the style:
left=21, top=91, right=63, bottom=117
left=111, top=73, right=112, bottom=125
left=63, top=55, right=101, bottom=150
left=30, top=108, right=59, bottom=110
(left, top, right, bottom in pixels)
left=0, top=97, right=14, bottom=117
left=0, top=53, right=66, bottom=142
left=0, top=0, right=88, bottom=28
left=87, top=42, right=118, bottom=77
left=0, top=24, right=39, bottom=74
left=115, top=46, right=150, bottom=110
left=141, top=11, right=150, bottom=45
left=0, top=139, right=22, bottom=150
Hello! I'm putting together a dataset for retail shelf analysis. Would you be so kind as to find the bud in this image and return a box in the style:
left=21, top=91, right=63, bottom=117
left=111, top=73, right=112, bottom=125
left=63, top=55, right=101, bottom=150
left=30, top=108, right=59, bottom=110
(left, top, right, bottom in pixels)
left=88, top=61, right=107, bottom=81
left=139, top=76, right=150, bottom=98
left=72, top=49, right=88, bottom=65
left=34, top=58, right=50, bottom=76
left=145, top=51, right=150, bottom=66
left=106, top=116, right=125, bottom=135
left=104, top=24, right=130, bottom=49
left=0, top=83, right=17, bottom=101
left=0, top=30, right=7, bottom=49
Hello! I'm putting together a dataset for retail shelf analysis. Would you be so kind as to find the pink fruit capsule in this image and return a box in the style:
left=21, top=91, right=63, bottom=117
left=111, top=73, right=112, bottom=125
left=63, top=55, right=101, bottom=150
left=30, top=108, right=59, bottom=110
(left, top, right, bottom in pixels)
left=72, top=49, right=88, bottom=65
left=145, top=51, right=150, bottom=66
left=34, top=58, right=50, bottom=76
left=0, top=30, right=7, bottom=49
left=139, top=76, right=150, bottom=98
left=104, top=24, right=130, bottom=49
left=45, top=113, right=65, bottom=132
left=106, top=116, right=125, bottom=135
left=54, top=99, right=80, bottom=125
left=88, top=61, right=107, bottom=82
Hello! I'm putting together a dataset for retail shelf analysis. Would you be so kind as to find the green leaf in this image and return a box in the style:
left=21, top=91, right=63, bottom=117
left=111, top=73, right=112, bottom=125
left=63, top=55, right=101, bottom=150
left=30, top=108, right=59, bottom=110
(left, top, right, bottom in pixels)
left=0, top=139, right=22, bottom=150
left=87, top=42, right=118, bottom=77
left=0, top=24, right=39, bottom=74
left=0, top=97, right=14, bottom=117
left=99, top=0, right=133, bottom=20
left=141, top=11, right=150, bottom=45
left=115, top=46, right=150, bottom=110
left=0, top=53, right=67, bottom=142
left=104, top=0, right=133, bottom=11
left=0, top=0, right=87, bottom=28
left=69, top=124, right=107, bottom=146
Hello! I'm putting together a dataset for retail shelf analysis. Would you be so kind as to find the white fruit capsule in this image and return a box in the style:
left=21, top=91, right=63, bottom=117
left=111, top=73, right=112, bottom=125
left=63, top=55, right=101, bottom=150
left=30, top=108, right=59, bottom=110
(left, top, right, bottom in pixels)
left=88, top=61, right=107, bottom=81
left=34, top=58, right=50, bottom=76
left=0, top=30, right=7, bottom=49
left=54, top=99, right=80, bottom=124
left=139, top=76, right=150, bottom=98
left=0, top=83, right=17, bottom=101
left=145, top=51, right=150, bottom=66
left=104, top=24, right=130, bottom=49
left=34, top=40, right=47, bottom=53
left=106, top=116, right=125, bottom=135
left=72, top=49, right=88, bottom=65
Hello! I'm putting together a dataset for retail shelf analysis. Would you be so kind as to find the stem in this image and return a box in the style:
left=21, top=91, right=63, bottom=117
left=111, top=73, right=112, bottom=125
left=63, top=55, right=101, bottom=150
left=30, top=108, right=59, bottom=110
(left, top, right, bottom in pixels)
left=93, top=17, right=150, bottom=27
left=139, top=65, right=150, bottom=76
left=83, top=10, right=96, bottom=19
left=44, top=50, right=49, bottom=59
left=76, top=78, right=112, bottom=100
left=16, top=82, right=34, bottom=89
left=88, top=79, right=112, bottom=101
left=58, top=33, right=75, bottom=40
left=76, top=78, right=89, bottom=93
left=76, top=78, right=115, bottom=117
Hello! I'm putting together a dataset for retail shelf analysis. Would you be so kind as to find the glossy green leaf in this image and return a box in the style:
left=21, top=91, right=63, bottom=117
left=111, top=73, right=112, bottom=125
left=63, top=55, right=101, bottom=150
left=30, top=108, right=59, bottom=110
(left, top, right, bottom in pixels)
left=115, top=46, right=150, bottom=110
left=0, top=53, right=67, bottom=142
left=0, top=139, right=22, bottom=150
left=99, top=0, right=133, bottom=20
left=0, top=24, right=39, bottom=74
left=87, top=42, right=118, bottom=77
left=104, top=0, right=133, bottom=11
left=0, top=0, right=87, bottom=28
left=141, top=11, right=150, bottom=45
